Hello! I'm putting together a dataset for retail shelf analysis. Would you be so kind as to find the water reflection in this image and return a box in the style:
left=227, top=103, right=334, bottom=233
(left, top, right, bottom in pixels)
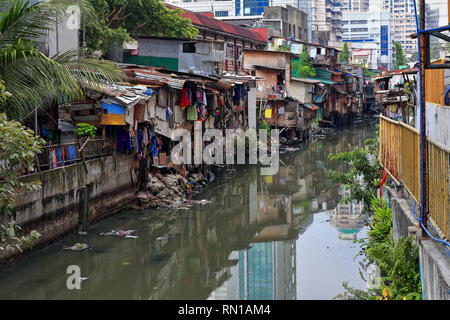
left=0, top=122, right=376, bottom=300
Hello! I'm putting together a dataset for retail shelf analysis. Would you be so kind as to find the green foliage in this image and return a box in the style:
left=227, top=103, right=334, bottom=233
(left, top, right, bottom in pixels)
left=258, top=120, right=271, bottom=136
left=330, top=134, right=422, bottom=300
left=0, top=80, right=11, bottom=104
left=294, top=47, right=315, bottom=78
left=339, top=199, right=422, bottom=300
left=0, top=0, right=124, bottom=120
left=75, top=122, right=97, bottom=138
left=0, top=221, right=41, bottom=253
left=0, top=113, right=44, bottom=215
left=0, top=113, right=43, bottom=252
left=393, top=41, right=406, bottom=70
left=338, top=43, right=350, bottom=63
left=327, top=142, right=381, bottom=212
left=82, top=0, right=199, bottom=56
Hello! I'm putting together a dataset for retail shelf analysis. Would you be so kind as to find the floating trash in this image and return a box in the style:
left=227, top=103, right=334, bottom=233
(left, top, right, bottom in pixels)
left=63, top=243, right=90, bottom=251
left=99, top=230, right=138, bottom=238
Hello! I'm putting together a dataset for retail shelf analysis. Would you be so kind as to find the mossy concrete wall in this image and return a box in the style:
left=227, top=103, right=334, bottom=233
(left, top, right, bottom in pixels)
left=1, top=154, right=136, bottom=264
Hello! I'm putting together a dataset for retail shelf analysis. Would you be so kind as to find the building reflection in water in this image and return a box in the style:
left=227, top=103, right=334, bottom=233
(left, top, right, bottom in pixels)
left=0, top=124, right=376, bottom=300
left=328, top=200, right=368, bottom=241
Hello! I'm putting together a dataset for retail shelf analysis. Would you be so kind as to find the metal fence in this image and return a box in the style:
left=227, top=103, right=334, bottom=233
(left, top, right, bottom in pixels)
left=36, top=139, right=113, bottom=171
left=380, top=115, right=449, bottom=239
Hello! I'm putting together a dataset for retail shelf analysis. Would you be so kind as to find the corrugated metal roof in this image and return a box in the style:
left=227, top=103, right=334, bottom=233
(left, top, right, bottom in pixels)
left=291, top=77, right=321, bottom=84
left=167, top=4, right=267, bottom=43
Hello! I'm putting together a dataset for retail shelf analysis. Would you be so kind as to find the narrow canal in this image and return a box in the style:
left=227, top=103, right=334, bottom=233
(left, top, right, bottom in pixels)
left=0, top=120, right=377, bottom=300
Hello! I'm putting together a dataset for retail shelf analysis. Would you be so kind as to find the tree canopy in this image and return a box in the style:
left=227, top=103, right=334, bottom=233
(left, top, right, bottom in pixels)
left=393, top=41, right=406, bottom=70
left=82, top=0, right=199, bottom=56
left=296, top=47, right=315, bottom=78
left=338, top=43, right=350, bottom=64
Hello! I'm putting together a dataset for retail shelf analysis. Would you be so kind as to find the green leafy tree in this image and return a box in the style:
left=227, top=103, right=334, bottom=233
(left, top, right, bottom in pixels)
left=75, top=122, right=97, bottom=139
left=0, top=112, right=44, bottom=252
left=296, top=47, right=315, bottom=78
left=327, top=138, right=381, bottom=213
left=338, top=43, right=350, bottom=63
left=82, top=0, right=199, bottom=56
left=393, top=41, right=406, bottom=70
left=0, top=0, right=125, bottom=120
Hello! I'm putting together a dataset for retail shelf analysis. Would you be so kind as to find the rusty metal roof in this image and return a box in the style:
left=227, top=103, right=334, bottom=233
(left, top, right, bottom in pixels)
left=166, top=4, right=267, bottom=44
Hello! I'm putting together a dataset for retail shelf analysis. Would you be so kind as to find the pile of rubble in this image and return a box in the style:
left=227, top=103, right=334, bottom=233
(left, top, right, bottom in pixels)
left=132, top=172, right=209, bottom=210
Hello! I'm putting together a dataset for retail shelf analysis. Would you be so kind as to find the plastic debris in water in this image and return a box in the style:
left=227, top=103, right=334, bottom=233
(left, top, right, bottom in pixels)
left=99, top=230, right=138, bottom=237
left=63, top=243, right=90, bottom=251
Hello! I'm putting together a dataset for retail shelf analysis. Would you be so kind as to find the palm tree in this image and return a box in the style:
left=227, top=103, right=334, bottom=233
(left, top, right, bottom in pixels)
left=0, top=0, right=125, bottom=120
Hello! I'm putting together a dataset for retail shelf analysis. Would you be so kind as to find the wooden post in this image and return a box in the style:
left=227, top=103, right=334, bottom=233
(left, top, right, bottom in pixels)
left=77, top=140, right=88, bottom=173
left=419, top=0, right=429, bottom=234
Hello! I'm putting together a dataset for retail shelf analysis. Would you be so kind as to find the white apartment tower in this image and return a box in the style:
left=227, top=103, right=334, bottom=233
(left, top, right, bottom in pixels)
left=341, top=0, right=369, bottom=11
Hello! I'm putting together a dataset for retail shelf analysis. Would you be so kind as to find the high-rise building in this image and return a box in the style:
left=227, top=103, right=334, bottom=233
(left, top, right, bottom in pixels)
left=379, top=0, right=440, bottom=56
left=310, top=0, right=344, bottom=45
left=164, top=0, right=301, bottom=19
left=341, top=0, right=369, bottom=11
left=342, top=10, right=392, bottom=69
left=163, top=0, right=343, bottom=46
left=238, top=241, right=297, bottom=300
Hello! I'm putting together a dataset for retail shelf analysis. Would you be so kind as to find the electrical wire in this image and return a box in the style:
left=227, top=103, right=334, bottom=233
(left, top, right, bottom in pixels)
left=411, top=202, right=450, bottom=251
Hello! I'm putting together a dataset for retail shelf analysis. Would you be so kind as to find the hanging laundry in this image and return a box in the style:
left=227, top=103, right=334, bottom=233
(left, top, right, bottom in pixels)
left=117, top=129, right=132, bottom=153
left=187, top=104, right=198, bottom=121
left=180, top=86, right=190, bottom=108
left=67, top=145, right=77, bottom=164
left=202, top=90, right=207, bottom=106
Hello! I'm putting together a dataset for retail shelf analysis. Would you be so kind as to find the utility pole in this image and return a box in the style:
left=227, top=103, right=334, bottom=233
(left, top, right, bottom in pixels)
left=419, top=0, right=428, bottom=235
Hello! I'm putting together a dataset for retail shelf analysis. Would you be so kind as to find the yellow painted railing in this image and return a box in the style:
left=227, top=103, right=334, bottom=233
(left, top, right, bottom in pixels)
left=379, top=115, right=449, bottom=239
left=427, top=139, right=450, bottom=239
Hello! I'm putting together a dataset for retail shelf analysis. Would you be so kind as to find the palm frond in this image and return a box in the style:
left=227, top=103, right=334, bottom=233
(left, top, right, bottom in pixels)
left=0, top=45, right=124, bottom=120
left=0, top=0, right=95, bottom=46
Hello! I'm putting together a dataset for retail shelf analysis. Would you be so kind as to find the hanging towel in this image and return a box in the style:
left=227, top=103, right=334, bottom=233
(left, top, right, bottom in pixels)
left=187, top=104, right=198, bottom=121
left=67, top=145, right=77, bottom=164
left=202, top=90, right=207, bottom=106
left=180, top=86, right=190, bottom=108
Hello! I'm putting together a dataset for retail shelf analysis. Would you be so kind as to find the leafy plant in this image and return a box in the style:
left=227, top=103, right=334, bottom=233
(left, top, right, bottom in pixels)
left=296, top=47, right=315, bottom=78
left=0, top=113, right=43, bottom=252
left=0, top=113, right=44, bottom=215
left=75, top=122, right=97, bottom=139
left=393, top=41, right=406, bottom=70
left=329, top=135, right=422, bottom=300
left=339, top=199, right=422, bottom=300
left=327, top=143, right=381, bottom=212
left=258, top=120, right=271, bottom=137
left=338, top=43, right=350, bottom=64
left=0, top=221, right=41, bottom=252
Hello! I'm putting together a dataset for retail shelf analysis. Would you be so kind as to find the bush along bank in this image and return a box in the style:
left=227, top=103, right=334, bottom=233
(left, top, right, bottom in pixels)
left=328, top=138, right=422, bottom=300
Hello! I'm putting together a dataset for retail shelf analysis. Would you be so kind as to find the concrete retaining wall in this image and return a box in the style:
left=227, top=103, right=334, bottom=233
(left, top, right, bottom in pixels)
left=386, top=186, right=450, bottom=300
left=1, top=154, right=136, bottom=264
left=420, top=239, right=450, bottom=300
